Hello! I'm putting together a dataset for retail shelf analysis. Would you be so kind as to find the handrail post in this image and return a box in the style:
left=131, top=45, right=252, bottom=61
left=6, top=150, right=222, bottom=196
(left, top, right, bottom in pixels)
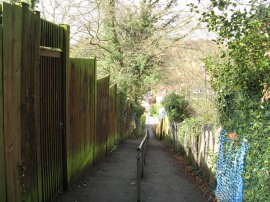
left=136, top=130, right=149, bottom=202
left=137, top=151, right=141, bottom=202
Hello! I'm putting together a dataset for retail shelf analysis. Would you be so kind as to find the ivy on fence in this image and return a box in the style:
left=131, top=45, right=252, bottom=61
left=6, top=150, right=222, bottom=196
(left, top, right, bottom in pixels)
left=216, top=129, right=248, bottom=202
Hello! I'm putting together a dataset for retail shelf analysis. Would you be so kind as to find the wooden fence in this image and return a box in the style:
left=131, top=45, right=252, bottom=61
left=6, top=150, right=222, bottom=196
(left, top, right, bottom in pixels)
left=108, top=84, right=118, bottom=149
left=96, top=76, right=110, bottom=163
left=155, top=116, right=220, bottom=183
left=66, top=58, right=97, bottom=184
left=2, top=3, right=41, bottom=202
left=39, top=17, right=68, bottom=202
left=0, top=4, right=5, bottom=202
left=0, top=2, right=133, bottom=202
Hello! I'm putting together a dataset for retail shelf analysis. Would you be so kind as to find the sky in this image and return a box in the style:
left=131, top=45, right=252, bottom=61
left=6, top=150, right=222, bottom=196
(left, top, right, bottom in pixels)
left=0, top=0, right=215, bottom=40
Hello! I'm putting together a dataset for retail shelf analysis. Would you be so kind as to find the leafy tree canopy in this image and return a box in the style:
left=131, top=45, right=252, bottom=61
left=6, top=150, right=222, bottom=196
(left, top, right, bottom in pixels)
left=40, top=0, right=202, bottom=101
left=99, top=0, right=201, bottom=101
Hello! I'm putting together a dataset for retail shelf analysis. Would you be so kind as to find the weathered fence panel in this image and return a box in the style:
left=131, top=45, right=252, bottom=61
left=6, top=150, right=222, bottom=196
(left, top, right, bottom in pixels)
left=0, top=6, right=6, bottom=202
left=107, top=84, right=117, bottom=150
left=3, top=3, right=23, bottom=201
left=2, top=3, right=69, bottom=201
left=96, top=76, right=110, bottom=163
left=197, top=125, right=219, bottom=182
left=125, top=101, right=132, bottom=138
left=40, top=54, right=63, bottom=201
left=2, top=3, right=42, bottom=201
left=66, top=58, right=96, bottom=183
left=155, top=115, right=170, bottom=141
left=60, top=24, right=70, bottom=191
left=115, top=93, right=121, bottom=141
left=40, top=19, right=62, bottom=49
left=20, top=3, right=40, bottom=202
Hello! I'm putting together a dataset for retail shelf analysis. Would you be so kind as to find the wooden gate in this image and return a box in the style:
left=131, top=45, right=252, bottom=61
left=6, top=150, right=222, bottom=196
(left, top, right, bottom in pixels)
left=40, top=53, right=63, bottom=201
left=39, top=19, right=66, bottom=201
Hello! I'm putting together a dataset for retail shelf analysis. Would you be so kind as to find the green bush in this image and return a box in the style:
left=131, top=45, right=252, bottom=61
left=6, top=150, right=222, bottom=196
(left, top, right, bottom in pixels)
left=161, top=92, right=190, bottom=123
left=220, top=95, right=270, bottom=201
left=149, top=103, right=162, bottom=116
left=140, top=113, right=146, bottom=133
left=129, top=100, right=145, bottom=137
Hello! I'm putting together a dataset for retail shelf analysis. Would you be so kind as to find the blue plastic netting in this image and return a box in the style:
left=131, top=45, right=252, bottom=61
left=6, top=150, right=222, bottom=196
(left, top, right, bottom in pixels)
left=215, top=129, right=248, bottom=202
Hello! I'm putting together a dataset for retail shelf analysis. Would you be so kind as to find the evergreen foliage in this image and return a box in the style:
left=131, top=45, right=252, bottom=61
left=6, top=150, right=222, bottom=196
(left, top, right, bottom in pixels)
left=190, top=0, right=270, bottom=200
left=161, top=92, right=190, bottom=123
left=100, top=0, right=180, bottom=101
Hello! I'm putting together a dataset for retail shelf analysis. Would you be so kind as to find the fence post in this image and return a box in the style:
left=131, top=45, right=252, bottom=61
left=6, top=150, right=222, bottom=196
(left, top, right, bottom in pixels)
left=3, top=3, right=23, bottom=201
left=19, top=3, right=44, bottom=201
left=141, top=148, right=144, bottom=178
left=0, top=5, right=6, bottom=202
left=60, top=24, right=70, bottom=190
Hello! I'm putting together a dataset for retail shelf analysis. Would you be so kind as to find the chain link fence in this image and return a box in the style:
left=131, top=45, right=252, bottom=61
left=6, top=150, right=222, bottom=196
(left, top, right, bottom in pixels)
left=216, top=129, right=248, bottom=202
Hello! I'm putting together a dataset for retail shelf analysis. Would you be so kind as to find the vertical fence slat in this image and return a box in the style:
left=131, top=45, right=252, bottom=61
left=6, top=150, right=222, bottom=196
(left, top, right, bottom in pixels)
left=108, top=84, right=117, bottom=150
left=57, top=56, right=61, bottom=188
left=48, top=57, right=52, bottom=198
left=20, top=3, right=40, bottom=201
left=60, top=25, right=69, bottom=189
left=66, top=58, right=96, bottom=184
left=32, top=9, right=42, bottom=202
left=40, top=57, right=44, bottom=201
left=96, top=76, right=109, bottom=163
left=92, top=58, right=97, bottom=168
left=40, top=55, right=63, bottom=201
left=66, top=58, right=73, bottom=183
left=0, top=7, right=6, bottom=202
left=53, top=57, right=57, bottom=193
left=38, top=21, right=68, bottom=201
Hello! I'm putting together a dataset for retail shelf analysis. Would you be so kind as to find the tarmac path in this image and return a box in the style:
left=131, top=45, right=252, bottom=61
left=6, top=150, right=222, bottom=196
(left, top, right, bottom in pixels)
left=56, top=124, right=208, bottom=202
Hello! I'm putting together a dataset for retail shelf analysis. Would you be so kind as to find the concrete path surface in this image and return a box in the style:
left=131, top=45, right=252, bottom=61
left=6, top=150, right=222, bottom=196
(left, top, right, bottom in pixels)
left=56, top=125, right=208, bottom=202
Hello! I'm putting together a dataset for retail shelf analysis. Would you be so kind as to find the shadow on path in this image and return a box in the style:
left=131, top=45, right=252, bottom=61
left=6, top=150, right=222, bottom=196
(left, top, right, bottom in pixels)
left=56, top=124, right=208, bottom=202
left=141, top=125, right=208, bottom=202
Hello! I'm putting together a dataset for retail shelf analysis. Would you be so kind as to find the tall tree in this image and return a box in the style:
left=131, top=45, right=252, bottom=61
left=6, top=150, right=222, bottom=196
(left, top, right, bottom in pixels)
left=40, top=0, right=202, bottom=100
left=97, top=0, right=202, bottom=100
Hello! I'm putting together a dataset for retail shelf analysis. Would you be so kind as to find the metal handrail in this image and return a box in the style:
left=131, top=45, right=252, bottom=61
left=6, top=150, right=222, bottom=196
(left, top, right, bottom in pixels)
left=137, top=130, right=149, bottom=202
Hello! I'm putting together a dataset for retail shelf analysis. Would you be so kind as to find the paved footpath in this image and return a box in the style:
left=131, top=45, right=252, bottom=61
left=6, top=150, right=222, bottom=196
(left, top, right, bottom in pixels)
left=56, top=125, right=208, bottom=202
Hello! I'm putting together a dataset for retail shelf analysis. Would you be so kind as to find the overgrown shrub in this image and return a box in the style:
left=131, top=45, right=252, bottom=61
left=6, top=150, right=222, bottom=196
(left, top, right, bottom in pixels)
left=139, top=113, right=146, bottom=134
left=212, top=91, right=270, bottom=201
left=196, top=1, right=270, bottom=200
left=129, top=100, right=145, bottom=137
left=161, top=92, right=190, bottom=123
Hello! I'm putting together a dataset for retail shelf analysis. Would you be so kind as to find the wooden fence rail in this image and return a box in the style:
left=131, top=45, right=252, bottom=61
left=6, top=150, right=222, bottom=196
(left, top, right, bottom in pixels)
left=0, top=2, right=134, bottom=202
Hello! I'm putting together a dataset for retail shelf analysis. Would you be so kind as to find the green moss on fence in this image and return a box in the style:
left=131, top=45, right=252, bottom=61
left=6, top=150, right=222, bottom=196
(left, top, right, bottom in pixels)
left=67, top=144, right=95, bottom=183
